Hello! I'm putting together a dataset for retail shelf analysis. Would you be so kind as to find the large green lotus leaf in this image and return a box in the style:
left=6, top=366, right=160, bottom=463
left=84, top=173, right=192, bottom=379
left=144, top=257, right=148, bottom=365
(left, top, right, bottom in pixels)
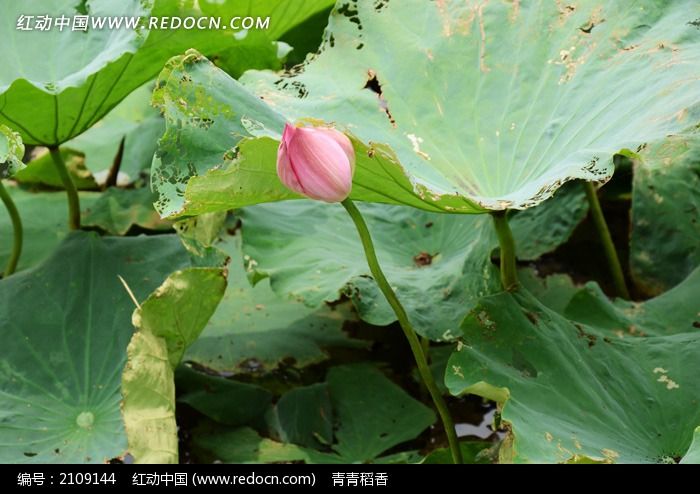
left=630, top=134, right=700, bottom=296
left=122, top=268, right=226, bottom=464
left=184, top=233, right=362, bottom=374
left=241, top=200, right=499, bottom=340
left=240, top=197, right=584, bottom=340
left=0, top=0, right=243, bottom=146
left=445, top=277, right=700, bottom=464
left=0, top=124, right=25, bottom=177
left=152, top=0, right=700, bottom=217
left=0, top=232, right=190, bottom=463
left=0, top=187, right=101, bottom=273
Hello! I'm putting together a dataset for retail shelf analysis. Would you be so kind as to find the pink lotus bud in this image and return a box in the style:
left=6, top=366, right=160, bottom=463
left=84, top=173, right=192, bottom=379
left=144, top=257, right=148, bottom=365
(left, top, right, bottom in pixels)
left=276, top=123, right=355, bottom=203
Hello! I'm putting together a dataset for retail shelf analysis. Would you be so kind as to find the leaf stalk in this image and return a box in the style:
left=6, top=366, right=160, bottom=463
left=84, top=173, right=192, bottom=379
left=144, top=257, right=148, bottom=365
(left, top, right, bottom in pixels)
left=48, top=146, right=81, bottom=230
left=583, top=181, right=630, bottom=299
left=0, top=180, right=23, bottom=276
left=491, top=210, right=519, bottom=291
left=341, top=198, right=463, bottom=465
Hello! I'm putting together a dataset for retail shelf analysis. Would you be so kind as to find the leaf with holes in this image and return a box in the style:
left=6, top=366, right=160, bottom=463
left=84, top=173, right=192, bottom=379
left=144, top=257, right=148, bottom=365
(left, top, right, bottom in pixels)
left=152, top=0, right=700, bottom=217
left=0, top=232, right=190, bottom=463
left=446, top=269, right=700, bottom=463
left=0, top=124, right=24, bottom=177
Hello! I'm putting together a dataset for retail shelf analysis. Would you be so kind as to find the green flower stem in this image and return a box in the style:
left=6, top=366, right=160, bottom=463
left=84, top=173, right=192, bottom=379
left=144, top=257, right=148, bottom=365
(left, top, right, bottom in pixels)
left=0, top=180, right=23, bottom=277
left=341, top=199, right=463, bottom=465
left=420, top=335, right=431, bottom=362
left=491, top=211, right=518, bottom=291
left=418, top=335, right=432, bottom=402
left=48, top=146, right=80, bottom=230
left=583, top=181, right=630, bottom=299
